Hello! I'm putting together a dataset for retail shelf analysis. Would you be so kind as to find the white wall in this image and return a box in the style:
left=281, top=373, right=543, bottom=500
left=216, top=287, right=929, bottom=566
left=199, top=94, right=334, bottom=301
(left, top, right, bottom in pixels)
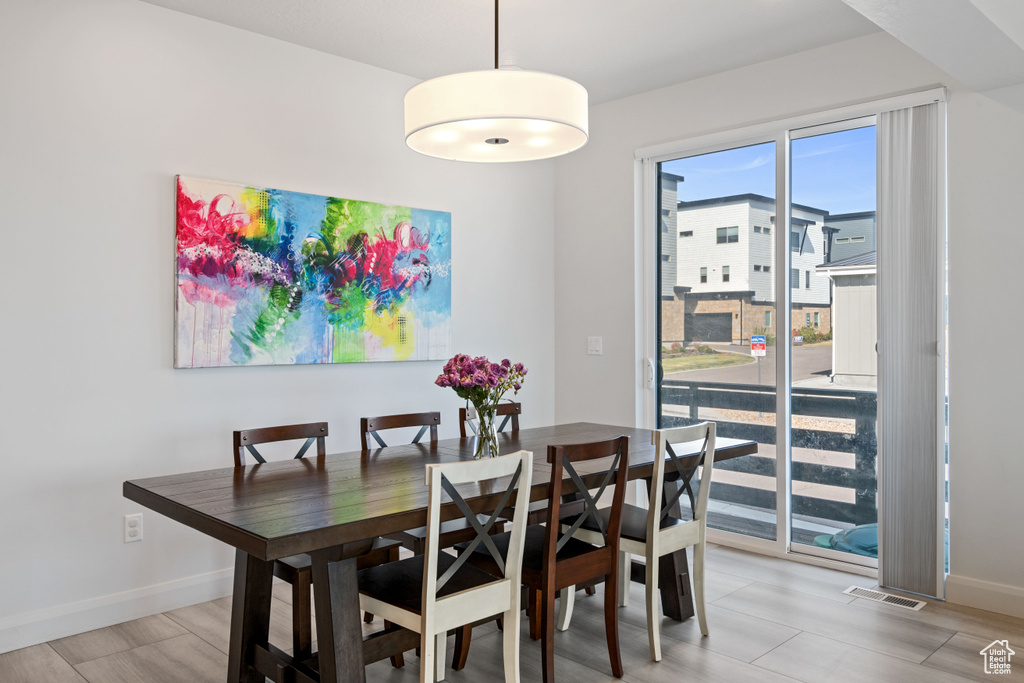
left=0, top=0, right=555, bottom=651
left=553, top=31, right=1024, bottom=616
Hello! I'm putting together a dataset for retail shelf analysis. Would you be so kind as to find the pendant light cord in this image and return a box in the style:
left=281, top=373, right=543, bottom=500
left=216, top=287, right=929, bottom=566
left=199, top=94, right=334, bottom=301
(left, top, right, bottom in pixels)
left=494, top=0, right=499, bottom=70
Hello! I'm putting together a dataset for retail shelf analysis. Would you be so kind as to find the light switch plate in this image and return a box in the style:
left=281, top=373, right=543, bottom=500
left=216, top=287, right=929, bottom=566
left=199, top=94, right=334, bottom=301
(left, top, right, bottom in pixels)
left=587, top=336, right=603, bottom=355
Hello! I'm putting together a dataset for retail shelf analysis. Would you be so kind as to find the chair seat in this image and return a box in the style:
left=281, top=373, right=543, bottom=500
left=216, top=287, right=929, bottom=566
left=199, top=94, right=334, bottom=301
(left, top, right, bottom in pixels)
left=358, top=552, right=499, bottom=615
left=568, top=503, right=687, bottom=544
left=459, top=525, right=600, bottom=574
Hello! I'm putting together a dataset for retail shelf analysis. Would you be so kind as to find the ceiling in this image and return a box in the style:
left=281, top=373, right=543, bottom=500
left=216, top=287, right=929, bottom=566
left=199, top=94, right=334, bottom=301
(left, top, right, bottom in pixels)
left=137, top=0, right=881, bottom=104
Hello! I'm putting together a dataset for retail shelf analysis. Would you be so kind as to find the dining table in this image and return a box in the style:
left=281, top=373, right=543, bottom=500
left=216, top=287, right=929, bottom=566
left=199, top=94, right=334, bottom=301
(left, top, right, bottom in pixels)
left=123, top=422, right=757, bottom=683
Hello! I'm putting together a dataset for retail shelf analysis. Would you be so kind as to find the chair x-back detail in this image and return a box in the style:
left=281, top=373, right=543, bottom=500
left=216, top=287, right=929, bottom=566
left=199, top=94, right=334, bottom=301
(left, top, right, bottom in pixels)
left=233, top=422, right=327, bottom=467
left=357, top=450, right=534, bottom=683
left=457, top=435, right=630, bottom=683
left=458, top=402, right=521, bottom=438
left=231, top=421, right=403, bottom=667
left=564, top=422, right=717, bottom=662
left=361, top=412, right=440, bottom=451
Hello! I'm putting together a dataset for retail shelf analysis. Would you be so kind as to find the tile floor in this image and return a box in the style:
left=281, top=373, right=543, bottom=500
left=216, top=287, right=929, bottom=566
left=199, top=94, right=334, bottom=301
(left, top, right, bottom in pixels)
left=3, top=545, right=1022, bottom=682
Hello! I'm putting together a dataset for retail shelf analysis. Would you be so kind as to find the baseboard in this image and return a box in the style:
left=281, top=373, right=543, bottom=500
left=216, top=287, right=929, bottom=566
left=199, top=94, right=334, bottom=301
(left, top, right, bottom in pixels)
left=0, top=568, right=234, bottom=655
left=946, top=574, right=1024, bottom=619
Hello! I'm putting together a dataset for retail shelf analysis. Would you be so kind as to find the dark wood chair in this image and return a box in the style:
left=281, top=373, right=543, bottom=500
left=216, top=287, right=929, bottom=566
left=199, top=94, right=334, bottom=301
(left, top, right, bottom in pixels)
left=361, top=411, right=498, bottom=556
left=456, top=436, right=630, bottom=682
left=458, top=401, right=521, bottom=437
left=233, top=422, right=403, bottom=667
left=360, top=411, right=440, bottom=451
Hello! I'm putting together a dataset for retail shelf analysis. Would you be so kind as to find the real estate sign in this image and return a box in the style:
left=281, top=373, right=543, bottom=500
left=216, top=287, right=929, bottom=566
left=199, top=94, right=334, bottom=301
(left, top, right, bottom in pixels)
left=751, top=335, right=766, bottom=357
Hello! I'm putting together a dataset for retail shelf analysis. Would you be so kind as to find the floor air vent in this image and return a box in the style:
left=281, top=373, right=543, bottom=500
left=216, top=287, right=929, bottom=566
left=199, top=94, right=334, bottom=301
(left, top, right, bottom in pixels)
left=843, top=586, right=927, bottom=610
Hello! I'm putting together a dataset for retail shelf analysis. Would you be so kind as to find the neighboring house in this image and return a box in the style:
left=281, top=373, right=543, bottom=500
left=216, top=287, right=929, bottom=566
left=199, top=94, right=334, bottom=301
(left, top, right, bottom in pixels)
left=660, top=173, right=684, bottom=300
left=662, top=193, right=834, bottom=343
left=827, top=211, right=877, bottom=262
left=817, top=251, right=877, bottom=388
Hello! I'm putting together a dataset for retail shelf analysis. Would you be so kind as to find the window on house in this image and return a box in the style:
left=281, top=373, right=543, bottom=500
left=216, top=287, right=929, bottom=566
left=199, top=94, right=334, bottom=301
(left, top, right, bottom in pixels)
left=805, top=313, right=811, bottom=326
left=805, top=271, right=811, bottom=289
left=700, top=267, right=707, bottom=284
left=814, top=312, right=820, bottom=326
left=754, top=265, right=762, bottom=272
left=836, top=237, right=850, bottom=243
left=680, top=230, right=693, bottom=237
left=764, top=265, right=771, bottom=273
left=662, top=254, right=672, bottom=262
left=765, top=311, right=772, bottom=327
left=790, top=268, right=799, bottom=288
left=791, top=230, right=801, bottom=251
left=763, top=226, right=771, bottom=235
left=851, top=236, right=866, bottom=243
left=754, top=225, right=762, bottom=233
left=722, top=266, right=730, bottom=282
left=717, top=226, right=739, bottom=244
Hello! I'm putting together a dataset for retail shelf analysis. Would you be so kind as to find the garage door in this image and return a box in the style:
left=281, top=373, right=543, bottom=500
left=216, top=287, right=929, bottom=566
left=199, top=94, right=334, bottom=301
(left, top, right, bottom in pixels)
left=685, top=313, right=732, bottom=342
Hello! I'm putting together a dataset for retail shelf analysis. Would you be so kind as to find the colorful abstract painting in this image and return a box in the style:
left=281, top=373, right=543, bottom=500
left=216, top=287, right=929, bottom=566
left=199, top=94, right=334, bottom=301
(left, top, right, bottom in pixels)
left=175, top=176, right=451, bottom=368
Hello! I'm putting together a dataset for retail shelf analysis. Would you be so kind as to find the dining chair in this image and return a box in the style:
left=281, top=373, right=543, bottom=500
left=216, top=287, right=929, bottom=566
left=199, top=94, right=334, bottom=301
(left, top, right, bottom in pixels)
left=457, top=436, right=630, bottom=683
left=357, top=450, right=534, bottom=683
left=233, top=422, right=403, bottom=666
left=458, top=401, right=521, bottom=437
left=561, top=422, right=716, bottom=661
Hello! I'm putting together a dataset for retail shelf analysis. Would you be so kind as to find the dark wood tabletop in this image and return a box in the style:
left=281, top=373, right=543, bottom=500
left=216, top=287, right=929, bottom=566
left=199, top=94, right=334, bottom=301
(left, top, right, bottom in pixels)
left=123, top=422, right=757, bottom=562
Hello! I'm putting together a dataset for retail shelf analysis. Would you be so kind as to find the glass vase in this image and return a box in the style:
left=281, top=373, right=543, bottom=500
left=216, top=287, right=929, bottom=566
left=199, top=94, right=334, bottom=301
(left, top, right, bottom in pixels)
left=473, top=401, right=499, bottom=459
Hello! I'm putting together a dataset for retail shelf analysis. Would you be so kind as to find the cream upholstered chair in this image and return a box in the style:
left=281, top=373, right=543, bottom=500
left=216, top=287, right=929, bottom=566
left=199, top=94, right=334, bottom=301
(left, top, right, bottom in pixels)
left=562, top=422, right=716, bottom=661
left=357, top=450, right=533, bottom=682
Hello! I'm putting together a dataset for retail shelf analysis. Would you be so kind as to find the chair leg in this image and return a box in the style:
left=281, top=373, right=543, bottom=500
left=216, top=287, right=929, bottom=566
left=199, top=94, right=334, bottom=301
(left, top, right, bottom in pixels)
left=527, top=588, right=542, bottom=641
left=618, top=550, right=631, bottom=607
left=434, top=632, right=447, bottom=682
left=364, top=611, right=375, bottom=623
left=452, top=624, right=472, bottom=670
left=604, top=571, right=623, bottom=677
left=694, top=541, right=709, bottom=636
left=585, top=585, right=596, bottom=596
left=292, top=578, right=312, bottom=660
left=645, top=551, right=661, bottom=662
left=540, top=587, right=557, bottom=683
left=556, top=586, right=575, bottom=631
left=502, top=606, right=521, bottom=683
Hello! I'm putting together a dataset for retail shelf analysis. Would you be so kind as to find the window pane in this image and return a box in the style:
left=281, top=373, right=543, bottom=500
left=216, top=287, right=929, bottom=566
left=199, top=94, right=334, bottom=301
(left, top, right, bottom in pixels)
left=790, top=123, right=877, bottom=558
left=658, top=141, right=778, bottom=542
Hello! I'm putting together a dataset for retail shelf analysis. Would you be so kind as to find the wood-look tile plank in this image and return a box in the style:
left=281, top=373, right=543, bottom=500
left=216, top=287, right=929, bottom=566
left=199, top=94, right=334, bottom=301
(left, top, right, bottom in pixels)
left=73, top=633, right=226, bottom=683
left=0, top=644, right=87, bottom=683
left=49, top=614, right=187, bottom=665
left=707, top=546, right=877, bottom=603
left=754, top=631, right=975, bottom=683
left=852, top=596, right=1024, bottom=645
left=714, top=581, right=956, bottom=663
left=622, top=634, right=802, bottom=683
left=922, top=632, right=1024, bottom=682
left=163, top=595, right=294, bottom=656
left=574, top=575, right=797, bottom=662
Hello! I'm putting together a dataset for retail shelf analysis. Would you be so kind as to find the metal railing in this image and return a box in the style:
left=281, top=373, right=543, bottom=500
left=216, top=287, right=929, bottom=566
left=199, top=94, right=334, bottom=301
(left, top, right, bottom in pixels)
left=660, top=380, right=878, bottom=527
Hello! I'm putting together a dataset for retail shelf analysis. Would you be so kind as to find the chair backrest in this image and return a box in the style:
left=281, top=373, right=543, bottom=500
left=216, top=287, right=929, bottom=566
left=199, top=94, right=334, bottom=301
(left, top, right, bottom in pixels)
left=233, top=422, right=328, bottom=467
left=459, top=402, right=522, bottom=438
left=360, top=412, right=440, bottom=450
left=649, top=422, right=717, bottom=529
left=422, top=450, right=534, bottom=603
left=544, top=436, right=630, bottom=560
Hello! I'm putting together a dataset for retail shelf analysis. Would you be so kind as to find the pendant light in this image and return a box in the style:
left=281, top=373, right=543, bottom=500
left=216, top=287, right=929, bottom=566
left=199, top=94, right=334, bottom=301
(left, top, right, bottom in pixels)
left=404, top=0, right=589, bottom=162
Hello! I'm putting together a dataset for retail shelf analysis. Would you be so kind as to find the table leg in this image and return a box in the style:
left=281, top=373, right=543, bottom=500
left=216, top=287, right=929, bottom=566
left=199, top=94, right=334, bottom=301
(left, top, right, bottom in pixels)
left=227, top=549, right=274, bottom=683
left=311, top=546, right=366, bottom=683
left=659, top=478, right=695, bottom=621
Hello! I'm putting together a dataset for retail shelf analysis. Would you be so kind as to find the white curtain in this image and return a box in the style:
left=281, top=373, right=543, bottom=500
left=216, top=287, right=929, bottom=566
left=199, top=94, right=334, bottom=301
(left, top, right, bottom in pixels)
left=877, top=102, right=945, bottom=598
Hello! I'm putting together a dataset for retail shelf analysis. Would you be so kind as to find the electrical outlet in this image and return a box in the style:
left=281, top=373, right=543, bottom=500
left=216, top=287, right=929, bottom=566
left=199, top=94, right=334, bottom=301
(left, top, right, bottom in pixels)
left=124, top=513, right=143, bottom=543
left=587, top=336, right=603, bottom=355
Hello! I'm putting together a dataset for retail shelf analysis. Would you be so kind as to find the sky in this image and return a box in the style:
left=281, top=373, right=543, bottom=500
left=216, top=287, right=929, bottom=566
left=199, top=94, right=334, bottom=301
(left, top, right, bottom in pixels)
left=661, top=125, right=876, bottom=216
